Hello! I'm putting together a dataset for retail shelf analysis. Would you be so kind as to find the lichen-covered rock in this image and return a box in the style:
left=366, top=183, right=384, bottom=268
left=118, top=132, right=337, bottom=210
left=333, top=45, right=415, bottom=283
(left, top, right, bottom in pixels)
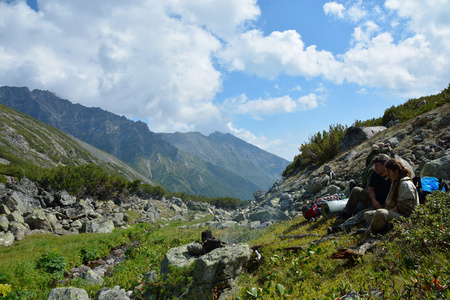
left=80, top=218, right=114, bottom=234
left=0, top=232, right=14, bottom=247
left=47, top=287, right=89, bottom=300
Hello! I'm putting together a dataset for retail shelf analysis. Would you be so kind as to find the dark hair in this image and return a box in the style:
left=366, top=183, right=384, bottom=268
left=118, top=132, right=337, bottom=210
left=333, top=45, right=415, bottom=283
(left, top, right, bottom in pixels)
left=385, top=158, right=412, bottom=203
left=372, top=154, right=390, bottom=165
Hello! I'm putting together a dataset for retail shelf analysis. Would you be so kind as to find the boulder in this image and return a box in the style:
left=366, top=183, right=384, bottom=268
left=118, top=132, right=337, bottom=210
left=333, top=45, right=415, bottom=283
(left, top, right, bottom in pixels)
left=24, top=211, right=52, bottom=231
left=80, top=218, right=114, bottom=234
left=0, top=232, right=14, bottom=247
left=160, top=243, right=251, bottom=299
left=248, top=207, right=290, bottom=223
left=7, top=210, right=24, bottom=223
left=95, top=286, right=130, bottom=300
left=420, top=154, right=450, bottom=180
left=0, top=215, right=9, bottom=232
left=9, top=221, right=29, bottom=241
left=14, top=177, right=39, bottom=196
left=2, top=191, right=41, bottom=213
left=339, top=126, right=386, bottom=152
left=56, top=190, right=77, bottom=207
left=47, top=287, right=89, bottom=300
left=82, top=269, right=104, bottom=286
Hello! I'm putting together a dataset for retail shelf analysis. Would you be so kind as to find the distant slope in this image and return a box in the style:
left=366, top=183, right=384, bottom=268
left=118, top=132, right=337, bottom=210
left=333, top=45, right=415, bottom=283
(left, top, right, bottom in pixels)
left=0, top=103, right=153, bottom=184
left=0, top=86, right=288, bottom=199
left=159, top=131, right=290, bottom=190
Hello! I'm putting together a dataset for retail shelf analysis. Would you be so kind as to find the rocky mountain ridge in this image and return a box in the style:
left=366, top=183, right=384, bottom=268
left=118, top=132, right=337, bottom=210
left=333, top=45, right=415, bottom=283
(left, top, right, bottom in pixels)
left=0, top=103, right=152, bottom=184
left=0, top=86, right=290, bottom=200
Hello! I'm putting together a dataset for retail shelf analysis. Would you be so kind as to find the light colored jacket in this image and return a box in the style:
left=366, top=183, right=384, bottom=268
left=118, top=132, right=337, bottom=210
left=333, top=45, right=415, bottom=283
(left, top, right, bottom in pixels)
left=385, top=177, right=419, bottom=217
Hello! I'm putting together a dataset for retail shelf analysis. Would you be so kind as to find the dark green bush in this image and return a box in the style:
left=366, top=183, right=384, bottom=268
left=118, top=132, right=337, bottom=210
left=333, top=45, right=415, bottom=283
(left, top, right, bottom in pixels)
left=35, top=251, right=66, bottom=279
left=283, top=124, right=347, bottom=176
left=80, top=246, right=103, bottom=264
left=394, top=191, right=450, bottom=252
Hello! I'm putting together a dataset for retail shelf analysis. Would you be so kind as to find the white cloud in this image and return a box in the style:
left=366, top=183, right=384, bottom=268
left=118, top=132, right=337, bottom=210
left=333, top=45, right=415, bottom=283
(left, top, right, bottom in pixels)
left=218, top=29, right=342, bottom=80
left=223, top=93, right=319, bottom=120
left=0, top=0, right=260, bottom=134
left=323, top=2, right=345, bottom=19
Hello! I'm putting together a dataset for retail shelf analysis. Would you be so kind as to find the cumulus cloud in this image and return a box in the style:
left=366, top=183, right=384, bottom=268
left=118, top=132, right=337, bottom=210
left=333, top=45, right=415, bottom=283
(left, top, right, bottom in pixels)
left=223, top=93, right=319, bottom=120
left=323, top=2, right=345, bottom=19
left=0, top=0, right=258, bottom=133
left=218, top=29, right=342, bottom=80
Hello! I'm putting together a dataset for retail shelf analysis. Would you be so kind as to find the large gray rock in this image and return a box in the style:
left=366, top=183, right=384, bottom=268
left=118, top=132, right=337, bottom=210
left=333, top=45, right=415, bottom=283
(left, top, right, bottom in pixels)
left=14, top=177, right=39, bottom=196
left=47, top=287, right=89, bottom=300
left=0, top=215, right=9, bottom=232
left=0, top=232, right=14, bottom=247
left=339, top=126, right=386, bottom=152
left=420, top=154, right=450, bottom=180
left=80, top=218, right=114, bottom=234
left=82, top=269, right=104, bottom=286
left=95, top=286, right=130, bottom=300
left=160, top=243, right=251, bottom=299
left=248, top=207, right=290, bottom=222
left=9, top=221, right=29, bottom=241
left=2, top=191, right=41, bottom=214
left=24, top=210, right=52, bottom=231
left=56, top=190, right=77, bottom=206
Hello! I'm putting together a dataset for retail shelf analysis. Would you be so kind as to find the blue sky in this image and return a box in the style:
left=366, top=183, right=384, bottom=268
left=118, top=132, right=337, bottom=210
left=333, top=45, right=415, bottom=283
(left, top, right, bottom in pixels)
left=1, top=0, right=450, bottom=161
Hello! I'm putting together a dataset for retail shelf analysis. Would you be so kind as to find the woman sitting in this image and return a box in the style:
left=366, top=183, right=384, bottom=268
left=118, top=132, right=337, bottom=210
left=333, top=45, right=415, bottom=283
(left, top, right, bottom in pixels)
left=363, top=158, right=419, bottom=235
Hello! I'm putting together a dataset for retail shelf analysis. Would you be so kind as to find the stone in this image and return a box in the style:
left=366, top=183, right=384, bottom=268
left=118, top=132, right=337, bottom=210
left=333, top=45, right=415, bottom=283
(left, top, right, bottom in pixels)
left=47, top=287, right=89, bottom=300
left=7, top=210, right=24, bottom=223
left=56, top=190, right=76, bottom=206
left=421, top=154, right=450, bottom=180
left=80, top=218, right=115, bottom=234
left=160, top=243, right=251, bottom=299
left=248, top=207, right=290, bottom=222
left=0, top=215, right=9, bottom=232
left=9, top=221, right=29, bottom=241
left=24, top=211, right=52, bottom=231
left=339, top=126, right=386, bottom=152
left=0, top=232, right=14, bottom=247
left=187, top=242, right=203, bottom=256
left=3, top=191, right=41, bottom=214
left=82, top=269, right=104, bottom=286
left=95, top=286, right=130, bottom=300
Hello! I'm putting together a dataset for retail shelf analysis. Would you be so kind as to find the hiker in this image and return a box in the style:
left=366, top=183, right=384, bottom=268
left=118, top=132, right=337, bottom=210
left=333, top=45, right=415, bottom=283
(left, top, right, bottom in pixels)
left=363, top=158, right=419, bottom=235
left=327, top=154, right=391, bottom=234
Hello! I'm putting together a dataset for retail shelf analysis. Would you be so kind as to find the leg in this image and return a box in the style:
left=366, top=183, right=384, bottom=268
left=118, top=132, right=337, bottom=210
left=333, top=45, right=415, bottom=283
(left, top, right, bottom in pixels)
left=338, top=208, right=371, bottom=232
left=343, top=187, right=370, bottom=216
left=366, top=209, right=402, bottom=233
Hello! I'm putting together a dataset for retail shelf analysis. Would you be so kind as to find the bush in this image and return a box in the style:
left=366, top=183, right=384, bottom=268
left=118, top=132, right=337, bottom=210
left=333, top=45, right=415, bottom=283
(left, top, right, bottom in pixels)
left=35, top=251, right=67, bottom=279
left=394, top=191, right=450, bottom=252
left=283, top=124, right=347, bottom=176
left=80, top=246, right=103, bottom=264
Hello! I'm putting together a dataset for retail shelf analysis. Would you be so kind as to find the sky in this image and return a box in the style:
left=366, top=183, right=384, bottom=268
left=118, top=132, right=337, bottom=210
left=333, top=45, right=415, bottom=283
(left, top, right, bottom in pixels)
left=1, top=0, right=450, bottom=161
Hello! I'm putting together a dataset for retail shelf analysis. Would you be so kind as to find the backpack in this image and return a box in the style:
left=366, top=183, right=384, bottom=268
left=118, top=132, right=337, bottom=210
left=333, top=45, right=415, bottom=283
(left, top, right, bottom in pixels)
left=413, top=176, right=448, bottom=204
left=302, top=193, right=345, bottom=220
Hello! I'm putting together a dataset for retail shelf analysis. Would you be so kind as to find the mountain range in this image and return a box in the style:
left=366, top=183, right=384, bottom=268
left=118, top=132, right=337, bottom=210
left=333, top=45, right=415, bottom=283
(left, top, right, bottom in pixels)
left=0, top=86, right=290, bottom=200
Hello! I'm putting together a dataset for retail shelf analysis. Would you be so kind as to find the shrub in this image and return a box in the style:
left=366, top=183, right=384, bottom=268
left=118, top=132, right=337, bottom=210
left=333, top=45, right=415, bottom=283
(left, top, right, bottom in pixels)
left=282, top=124, right=347, bottom=176
left=35, top=250, right=67, bottom=279
left=80, top=246, right=103, bottom=264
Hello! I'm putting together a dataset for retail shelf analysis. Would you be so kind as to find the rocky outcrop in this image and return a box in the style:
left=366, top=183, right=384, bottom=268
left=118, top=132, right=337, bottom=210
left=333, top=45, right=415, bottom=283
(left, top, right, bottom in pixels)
left=256, top=103, right=450, bottom=216
left=47, top=287, right=89, bottom=300
left=158, top=243, right=251, bottom=299
left=339, top=126, right=386, bottom=152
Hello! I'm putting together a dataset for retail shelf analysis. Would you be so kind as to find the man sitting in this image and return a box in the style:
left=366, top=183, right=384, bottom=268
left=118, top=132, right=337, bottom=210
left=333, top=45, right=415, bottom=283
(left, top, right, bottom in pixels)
left=327, top=154, right=391, bottom=234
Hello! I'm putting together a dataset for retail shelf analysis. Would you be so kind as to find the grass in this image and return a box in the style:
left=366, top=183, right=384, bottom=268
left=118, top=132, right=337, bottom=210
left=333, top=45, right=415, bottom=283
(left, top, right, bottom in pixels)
left=0, top=193, right=449, bottom=299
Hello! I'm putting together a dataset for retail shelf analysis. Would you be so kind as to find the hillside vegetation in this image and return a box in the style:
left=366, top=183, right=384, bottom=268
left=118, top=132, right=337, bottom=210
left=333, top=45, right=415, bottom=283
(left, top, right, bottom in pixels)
left=0, top=190, right=448, bottom=299
left=283, top=83, right=450, bottom=176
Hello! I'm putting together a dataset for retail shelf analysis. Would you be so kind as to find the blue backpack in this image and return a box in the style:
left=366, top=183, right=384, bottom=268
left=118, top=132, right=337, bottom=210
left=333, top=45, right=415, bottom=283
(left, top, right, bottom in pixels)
left=413, top=176, right=448, bottom=204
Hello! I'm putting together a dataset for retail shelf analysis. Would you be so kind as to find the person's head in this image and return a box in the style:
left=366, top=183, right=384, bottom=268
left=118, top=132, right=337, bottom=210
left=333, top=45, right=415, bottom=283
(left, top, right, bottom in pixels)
left=371, top=155, right=390, bottom=176
left=384, top=158, right=411, bottom=181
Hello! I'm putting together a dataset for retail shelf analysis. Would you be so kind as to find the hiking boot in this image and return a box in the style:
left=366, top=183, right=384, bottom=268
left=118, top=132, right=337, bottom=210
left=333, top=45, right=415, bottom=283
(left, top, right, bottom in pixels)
left=327, top=226, right=342, bottom=235
left=337, top=212, right=352, bottom=221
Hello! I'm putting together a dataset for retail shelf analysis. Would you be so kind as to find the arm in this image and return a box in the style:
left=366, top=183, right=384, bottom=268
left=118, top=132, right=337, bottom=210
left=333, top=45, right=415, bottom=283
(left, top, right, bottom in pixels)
left=396, top=180, right=419, bottom=216
left=368, top=186, right=382, bottom=209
